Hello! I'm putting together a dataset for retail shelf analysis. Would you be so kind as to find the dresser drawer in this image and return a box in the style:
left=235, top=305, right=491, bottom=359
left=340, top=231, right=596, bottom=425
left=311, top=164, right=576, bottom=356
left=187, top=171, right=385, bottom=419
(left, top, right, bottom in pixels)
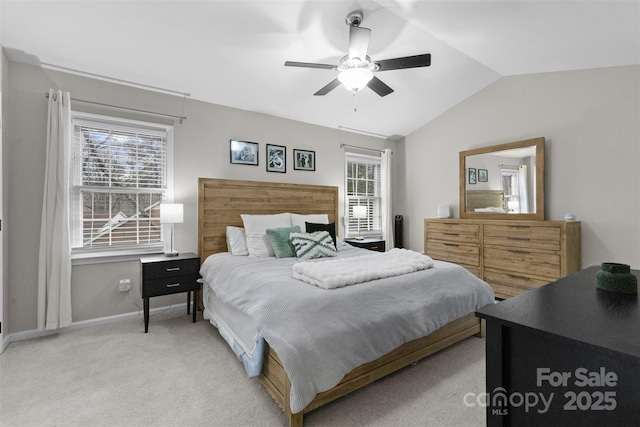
left=426, top=222, right=480, bottom=244
left=484, top=246, right=560, bottom=278
left=142, top=258, right=200, bottom=279
left=426, top=241, right=480, bottom=267
left=142, top=274, right=200, bottom=298
left=463, top=265, right=481, bottom=279
left=484, top=224, right=560, bottom=251
left=484, top=269, right=551, bottom=297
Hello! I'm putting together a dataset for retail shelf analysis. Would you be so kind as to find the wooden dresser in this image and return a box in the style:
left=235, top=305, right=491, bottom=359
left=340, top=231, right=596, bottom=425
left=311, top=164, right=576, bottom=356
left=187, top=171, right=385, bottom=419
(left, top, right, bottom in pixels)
left=424, top=219, right=581, bottom=298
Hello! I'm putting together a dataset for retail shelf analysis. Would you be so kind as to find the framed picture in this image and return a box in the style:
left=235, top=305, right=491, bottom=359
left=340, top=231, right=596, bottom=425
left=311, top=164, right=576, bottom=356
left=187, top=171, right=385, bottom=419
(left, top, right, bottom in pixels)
left=478, top=169, right=488, bottom=182
left=230, top=140, right=258, bottom=165
left=266, top=144, right=286, bottom=173
left=294, top=149, right=315, bottom=171
left=468, top=168, right=477, bottom=184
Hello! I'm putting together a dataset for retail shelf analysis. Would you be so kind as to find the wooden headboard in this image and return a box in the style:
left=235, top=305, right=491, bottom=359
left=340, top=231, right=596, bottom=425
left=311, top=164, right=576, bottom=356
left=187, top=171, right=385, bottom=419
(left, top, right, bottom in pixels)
left=198, top=178, right=339, bottom=261
left=465, top=190, right=505, bottom=211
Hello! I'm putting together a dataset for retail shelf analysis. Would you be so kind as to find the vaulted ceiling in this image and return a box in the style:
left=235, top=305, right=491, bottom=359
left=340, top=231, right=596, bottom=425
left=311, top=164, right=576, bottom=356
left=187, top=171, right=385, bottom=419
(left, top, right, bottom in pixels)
left=2, top=1, right=639, bottom=138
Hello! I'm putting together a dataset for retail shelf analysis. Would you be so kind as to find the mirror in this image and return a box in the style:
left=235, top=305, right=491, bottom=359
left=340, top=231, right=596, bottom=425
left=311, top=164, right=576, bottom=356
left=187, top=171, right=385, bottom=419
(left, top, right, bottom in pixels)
left=460, top=137, right=545, bottom=220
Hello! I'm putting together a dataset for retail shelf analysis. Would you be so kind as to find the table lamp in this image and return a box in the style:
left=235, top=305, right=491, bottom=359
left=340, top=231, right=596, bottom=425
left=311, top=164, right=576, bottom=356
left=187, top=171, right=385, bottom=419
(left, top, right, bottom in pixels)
left=353, top=206, right=367, bottom=240
left=160, top=203, right=183, bottom=257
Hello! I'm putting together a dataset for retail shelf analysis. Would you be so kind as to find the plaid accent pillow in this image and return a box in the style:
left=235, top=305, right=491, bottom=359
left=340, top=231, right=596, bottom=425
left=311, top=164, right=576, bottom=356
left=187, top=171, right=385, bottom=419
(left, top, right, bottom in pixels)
left=290, top=231, right=338, bottom=259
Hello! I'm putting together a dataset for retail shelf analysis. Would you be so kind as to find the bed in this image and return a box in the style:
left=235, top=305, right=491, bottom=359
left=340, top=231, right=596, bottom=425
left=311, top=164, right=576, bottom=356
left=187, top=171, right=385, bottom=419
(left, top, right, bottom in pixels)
left=465, top=189, right=505, bottom=212
left=197, top=178, right=494, bottom=427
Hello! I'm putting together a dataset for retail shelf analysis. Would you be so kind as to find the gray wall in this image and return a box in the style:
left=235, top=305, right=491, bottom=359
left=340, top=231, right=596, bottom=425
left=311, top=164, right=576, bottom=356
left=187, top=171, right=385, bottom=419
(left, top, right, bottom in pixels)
left=5, top=61, right=387, bottom=333
left=8, top=60, right=638, bottom=335
left=2, top=45, right=8, bottom=339
left=402, top=65, right=640, bottom=269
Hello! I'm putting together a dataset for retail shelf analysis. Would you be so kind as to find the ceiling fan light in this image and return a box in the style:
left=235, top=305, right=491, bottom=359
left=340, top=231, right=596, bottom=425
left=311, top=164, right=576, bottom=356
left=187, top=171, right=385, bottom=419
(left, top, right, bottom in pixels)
left=338, top=68, right=373, bottom=92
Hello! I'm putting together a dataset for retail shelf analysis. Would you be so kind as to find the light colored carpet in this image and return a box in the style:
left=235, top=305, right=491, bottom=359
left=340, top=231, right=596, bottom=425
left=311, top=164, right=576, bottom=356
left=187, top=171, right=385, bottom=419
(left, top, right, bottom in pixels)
left=0, top=310, right=487, bottom=427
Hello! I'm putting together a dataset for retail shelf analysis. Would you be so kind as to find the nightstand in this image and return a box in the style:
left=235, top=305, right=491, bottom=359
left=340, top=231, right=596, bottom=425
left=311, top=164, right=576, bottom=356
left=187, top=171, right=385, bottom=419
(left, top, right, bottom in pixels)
left=140, top=252, right=201, bottom=333
left=345, top=238, right=386, bottom=252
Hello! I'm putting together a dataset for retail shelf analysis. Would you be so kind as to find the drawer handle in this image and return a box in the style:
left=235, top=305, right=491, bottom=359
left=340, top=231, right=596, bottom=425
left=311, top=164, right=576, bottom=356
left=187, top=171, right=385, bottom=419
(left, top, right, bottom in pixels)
left=507, top=237, right=530, bottom=241
left=508, top=250, right=530, bottom=254
left=443, top=243, right=460, bottom=247
left=443, top=232, right=459, bottom=236
left=507, top=274, right=528, bottom=280
left=166, top=267, right=181, bottom=272
left=166, top=283, right=181, bottom=288
left=370, top=246, right=379, bottom=249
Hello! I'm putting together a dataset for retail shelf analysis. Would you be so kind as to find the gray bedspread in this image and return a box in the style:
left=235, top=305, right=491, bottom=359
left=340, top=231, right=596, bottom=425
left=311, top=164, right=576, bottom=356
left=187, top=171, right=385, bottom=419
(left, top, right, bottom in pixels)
left=200, top=243, right=495, bottom=413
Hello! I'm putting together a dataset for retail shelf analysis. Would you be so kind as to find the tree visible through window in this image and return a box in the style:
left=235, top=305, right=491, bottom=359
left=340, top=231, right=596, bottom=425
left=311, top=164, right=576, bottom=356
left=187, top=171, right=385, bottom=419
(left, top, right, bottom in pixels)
left=71, top=113, right=173, bottom=254
left=345, top=153, right=381, bottom=237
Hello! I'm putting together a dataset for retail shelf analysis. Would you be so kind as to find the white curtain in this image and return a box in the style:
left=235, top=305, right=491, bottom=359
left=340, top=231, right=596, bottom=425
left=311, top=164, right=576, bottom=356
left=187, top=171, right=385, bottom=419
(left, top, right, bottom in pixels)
left=380, top=148, right=394, bottom=250
left=37, top=89, right=72, bottom=330
left=518, top=165, right=529, bottom=214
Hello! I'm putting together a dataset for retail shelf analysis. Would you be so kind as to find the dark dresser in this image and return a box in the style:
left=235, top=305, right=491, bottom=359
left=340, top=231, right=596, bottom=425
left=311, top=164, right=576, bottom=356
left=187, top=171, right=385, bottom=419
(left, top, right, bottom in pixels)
left=345, top=238, right=386, bottom=252
left=476, top=265, right=640, bottom=426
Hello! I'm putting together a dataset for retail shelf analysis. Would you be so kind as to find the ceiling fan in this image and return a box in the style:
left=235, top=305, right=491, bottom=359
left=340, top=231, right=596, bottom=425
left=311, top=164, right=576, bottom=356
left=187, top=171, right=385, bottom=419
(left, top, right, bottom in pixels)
left=285, top=10, right=431, bottom=97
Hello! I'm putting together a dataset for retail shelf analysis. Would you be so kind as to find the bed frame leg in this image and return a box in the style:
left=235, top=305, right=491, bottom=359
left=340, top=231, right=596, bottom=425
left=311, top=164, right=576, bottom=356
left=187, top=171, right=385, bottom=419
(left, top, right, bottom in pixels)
left=284, top=375, right=304, bottom=427
left=288, top=411, right=303, bottom=427
left=475, top=319, right=486, bottom=338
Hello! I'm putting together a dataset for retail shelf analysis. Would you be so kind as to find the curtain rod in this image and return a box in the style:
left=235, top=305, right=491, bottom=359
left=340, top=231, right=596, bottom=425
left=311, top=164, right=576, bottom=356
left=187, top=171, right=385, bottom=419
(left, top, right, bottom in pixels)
left=338, top=125, right=389, bottom=139
left=44, top=92, right=187, bottom=123
left=41, top=62, right=191, bottom=98
left=340, top=143, right=392, bottom=154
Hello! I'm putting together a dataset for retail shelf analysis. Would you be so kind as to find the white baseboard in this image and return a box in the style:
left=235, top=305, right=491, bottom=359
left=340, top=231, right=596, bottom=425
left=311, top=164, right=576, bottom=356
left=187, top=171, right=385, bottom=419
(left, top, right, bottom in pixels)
left=3, top=303, right=189, bottom=349
left=1, top=333, right=10, bottom=354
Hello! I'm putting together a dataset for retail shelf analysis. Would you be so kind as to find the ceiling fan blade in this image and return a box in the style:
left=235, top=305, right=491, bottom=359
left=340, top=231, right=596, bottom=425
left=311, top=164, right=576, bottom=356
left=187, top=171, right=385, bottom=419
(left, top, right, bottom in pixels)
left=375, top=54, right=431, bottom=71
left=367, top=76, right=394, bottom=97
left=285, top=61, right=336, bottom=70
left=348, top=26, right=371, bottom=61
left=314, top=79, right=341, bottom=96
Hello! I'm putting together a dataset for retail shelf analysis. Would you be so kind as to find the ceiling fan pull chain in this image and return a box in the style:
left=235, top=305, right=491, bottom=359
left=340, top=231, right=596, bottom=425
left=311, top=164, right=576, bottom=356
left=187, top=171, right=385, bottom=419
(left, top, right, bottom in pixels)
left=353, top=91, right=358, bottom=112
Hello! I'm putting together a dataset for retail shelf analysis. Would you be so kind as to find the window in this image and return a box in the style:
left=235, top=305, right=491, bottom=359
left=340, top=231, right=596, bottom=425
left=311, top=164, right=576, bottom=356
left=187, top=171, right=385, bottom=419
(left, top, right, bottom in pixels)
left=71, top=112, right=173, bottom=257
left=345, top=153, right=381, bottom=237
left=500, top=165, right=520, bottom=213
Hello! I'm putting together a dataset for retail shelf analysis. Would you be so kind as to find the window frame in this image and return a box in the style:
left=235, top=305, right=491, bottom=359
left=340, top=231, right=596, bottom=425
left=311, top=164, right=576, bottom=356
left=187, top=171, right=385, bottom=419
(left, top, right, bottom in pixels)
left=345, top=152, right=382, bottom=239
left=70, top=112, right=174, bottom=261
left=500, top=165, right=520, bottom=213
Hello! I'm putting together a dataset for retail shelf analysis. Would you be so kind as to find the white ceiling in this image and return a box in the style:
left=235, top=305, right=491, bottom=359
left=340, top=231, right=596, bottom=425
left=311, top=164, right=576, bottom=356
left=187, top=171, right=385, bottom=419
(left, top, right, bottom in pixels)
left=2, top=1, right=639, bottom=138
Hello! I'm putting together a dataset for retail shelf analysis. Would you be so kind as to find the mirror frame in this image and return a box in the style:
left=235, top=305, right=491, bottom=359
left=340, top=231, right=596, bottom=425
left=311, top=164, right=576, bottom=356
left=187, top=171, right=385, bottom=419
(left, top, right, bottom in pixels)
left=459, top=137, right=545, bottom=220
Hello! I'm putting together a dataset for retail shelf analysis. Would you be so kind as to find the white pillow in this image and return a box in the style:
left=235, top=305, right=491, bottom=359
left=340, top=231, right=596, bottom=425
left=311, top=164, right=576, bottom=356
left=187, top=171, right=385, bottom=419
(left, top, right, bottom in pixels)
left=240, top=213, right=292, bottom=257
left=290, top=213, right=329, bottom=230
left=226, top=226, right=249, bottom=256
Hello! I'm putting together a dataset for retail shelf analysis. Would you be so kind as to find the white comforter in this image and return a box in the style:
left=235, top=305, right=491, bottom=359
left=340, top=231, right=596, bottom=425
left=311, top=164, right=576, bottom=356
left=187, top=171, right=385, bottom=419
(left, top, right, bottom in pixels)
left=292, top=248, right=434, bottom=289
left=200, top=242, right=495, bottom=414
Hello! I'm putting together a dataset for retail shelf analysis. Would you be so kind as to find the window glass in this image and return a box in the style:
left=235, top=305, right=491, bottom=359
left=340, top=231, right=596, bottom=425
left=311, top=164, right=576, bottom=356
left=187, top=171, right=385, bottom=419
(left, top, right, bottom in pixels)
left=345, top=153, right=381, bottom=237
left=71, top=112, right=173, bottom=257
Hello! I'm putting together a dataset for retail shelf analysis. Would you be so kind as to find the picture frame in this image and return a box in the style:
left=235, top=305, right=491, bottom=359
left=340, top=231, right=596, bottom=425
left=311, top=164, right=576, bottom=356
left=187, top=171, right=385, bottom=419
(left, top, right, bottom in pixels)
left=468, top=167, right=477, bottom=184
left=266, top=144, right=286, bottom=173
left=293, top=149, right=315, bottom=171
left=230, top=139, right=258, bottom=165
left=478, top=169, right=488, bottom=182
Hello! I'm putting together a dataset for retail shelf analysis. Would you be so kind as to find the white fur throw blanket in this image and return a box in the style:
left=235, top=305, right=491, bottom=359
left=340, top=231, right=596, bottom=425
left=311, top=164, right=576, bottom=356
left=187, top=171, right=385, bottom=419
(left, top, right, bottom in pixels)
left=292, top=248, right=434, bottom=289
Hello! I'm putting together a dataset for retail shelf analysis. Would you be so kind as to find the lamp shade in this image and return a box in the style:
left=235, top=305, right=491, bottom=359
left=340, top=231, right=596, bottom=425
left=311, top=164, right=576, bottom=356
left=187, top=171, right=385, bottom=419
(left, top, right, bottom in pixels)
left=338, top=68, right=373, bottom=92
left=160, top=203, right=183, bottom=224
left=353, top=205, right=368, bottom=219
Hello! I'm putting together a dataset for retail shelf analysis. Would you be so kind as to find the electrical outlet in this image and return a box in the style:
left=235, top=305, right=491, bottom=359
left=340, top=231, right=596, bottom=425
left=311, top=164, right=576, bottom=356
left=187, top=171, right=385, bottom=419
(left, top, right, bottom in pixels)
left=119, top=279, right=131, bottom=292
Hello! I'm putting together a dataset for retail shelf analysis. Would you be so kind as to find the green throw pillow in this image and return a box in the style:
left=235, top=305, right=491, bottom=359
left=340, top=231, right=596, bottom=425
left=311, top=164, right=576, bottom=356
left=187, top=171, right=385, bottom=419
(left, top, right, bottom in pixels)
left=266, top=226, right=301, bottom=258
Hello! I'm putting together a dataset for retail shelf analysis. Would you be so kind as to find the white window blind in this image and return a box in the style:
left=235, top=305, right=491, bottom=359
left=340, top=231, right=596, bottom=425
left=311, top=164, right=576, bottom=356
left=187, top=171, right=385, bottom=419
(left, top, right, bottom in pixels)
left=345, top=153, right=382, bottom=237
left=71, top=113, right=173, bottom=255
